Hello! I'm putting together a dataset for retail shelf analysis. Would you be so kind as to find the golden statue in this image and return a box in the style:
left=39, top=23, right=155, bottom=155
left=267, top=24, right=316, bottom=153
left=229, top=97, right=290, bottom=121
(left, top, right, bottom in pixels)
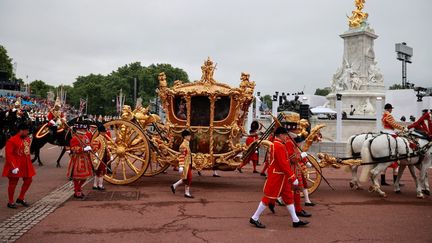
left=348, top=0, right=369, bottom=28
left=201, top=57, right=216, bottom=84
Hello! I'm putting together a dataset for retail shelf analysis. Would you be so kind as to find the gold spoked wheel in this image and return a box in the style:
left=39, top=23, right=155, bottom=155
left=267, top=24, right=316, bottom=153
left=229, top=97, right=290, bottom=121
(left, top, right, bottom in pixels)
left=101, top=120, right=150, bottom=185
left=304, top=154, right=322, bottom=195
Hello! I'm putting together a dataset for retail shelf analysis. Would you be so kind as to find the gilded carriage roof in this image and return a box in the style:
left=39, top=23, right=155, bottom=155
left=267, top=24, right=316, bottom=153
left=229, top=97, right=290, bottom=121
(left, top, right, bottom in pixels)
left=157, top=57, right=255, bottom=97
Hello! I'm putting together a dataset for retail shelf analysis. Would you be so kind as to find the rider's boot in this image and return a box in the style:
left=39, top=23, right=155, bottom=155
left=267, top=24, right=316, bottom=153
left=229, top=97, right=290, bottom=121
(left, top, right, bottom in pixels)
left=381, top=174, right=390, bottom=186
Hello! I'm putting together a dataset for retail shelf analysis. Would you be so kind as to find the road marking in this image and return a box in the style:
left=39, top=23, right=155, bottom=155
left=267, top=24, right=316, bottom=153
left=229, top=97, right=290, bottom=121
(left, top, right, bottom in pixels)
left=46, top=146, right=58, bottom=151
left=0, top=179, right=90, bottom=243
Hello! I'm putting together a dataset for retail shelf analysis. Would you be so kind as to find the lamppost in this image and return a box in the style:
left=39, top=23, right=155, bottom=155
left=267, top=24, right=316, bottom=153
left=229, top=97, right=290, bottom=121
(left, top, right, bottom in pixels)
left=395, top=42, right=413, bottom=89
left=336, top=94, right=342, bottom=142
left=375, top=97, right=383, bottom=132
left=272, top=92, right=279, bottom=117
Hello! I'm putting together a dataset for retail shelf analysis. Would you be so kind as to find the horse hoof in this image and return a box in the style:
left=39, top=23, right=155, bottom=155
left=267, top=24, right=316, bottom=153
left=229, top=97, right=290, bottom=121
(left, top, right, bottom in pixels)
left=395, top=190, right=401, bottom=194
left=38, top=163, right=44, bottom=166
left=349, top=182, right=354, bottom=189
left=422, top=190, right=430, bottom=196
left=380, top=193, right=387, bottom=198
left=368, top=186, right=375, bottom=193
left=56, top=164, right=61, bottom=168
left=417, top=194, right=425, bottom=199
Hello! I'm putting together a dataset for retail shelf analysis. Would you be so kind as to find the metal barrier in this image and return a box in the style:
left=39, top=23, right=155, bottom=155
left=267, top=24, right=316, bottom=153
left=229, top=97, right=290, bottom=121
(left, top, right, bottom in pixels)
left=308, top=142, right=348, bottom=158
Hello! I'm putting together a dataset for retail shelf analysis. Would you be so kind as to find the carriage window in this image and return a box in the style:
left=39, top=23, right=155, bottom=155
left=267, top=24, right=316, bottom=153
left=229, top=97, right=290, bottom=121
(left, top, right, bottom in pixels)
left=214, top=96, right=231, bottom=121
left=190, top=96, right=210, bottom=126
left=173, top=96, right=187, bottom=121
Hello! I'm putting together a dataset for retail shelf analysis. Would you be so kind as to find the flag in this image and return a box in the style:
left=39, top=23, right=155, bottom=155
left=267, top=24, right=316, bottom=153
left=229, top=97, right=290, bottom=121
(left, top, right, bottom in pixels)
left=79, top=98, right=87, bottom=114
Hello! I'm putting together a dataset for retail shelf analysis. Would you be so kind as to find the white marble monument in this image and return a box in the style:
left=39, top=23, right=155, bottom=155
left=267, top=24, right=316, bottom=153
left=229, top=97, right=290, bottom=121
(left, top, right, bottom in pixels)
left=326, top=1, right=385, bottom=116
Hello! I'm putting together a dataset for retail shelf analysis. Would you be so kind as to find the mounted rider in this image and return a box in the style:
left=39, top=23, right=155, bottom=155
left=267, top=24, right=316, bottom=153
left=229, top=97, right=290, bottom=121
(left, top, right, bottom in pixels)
left=381, top=103, right=407, bottom=135
left=47, top=97, right=66, bottom=135
left=380, top=103, right=407, bottom=186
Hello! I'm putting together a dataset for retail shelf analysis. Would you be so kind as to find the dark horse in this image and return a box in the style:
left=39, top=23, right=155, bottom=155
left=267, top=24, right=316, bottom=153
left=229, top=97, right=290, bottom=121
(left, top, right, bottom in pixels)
left=30, top=117, right=83, bottom=168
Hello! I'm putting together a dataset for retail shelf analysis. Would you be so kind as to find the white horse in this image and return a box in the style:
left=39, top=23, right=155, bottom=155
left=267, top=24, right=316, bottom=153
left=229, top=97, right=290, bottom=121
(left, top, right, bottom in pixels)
left=346, top=133, right=377, bottom=189
left=358, top=132, right=432, bottom=198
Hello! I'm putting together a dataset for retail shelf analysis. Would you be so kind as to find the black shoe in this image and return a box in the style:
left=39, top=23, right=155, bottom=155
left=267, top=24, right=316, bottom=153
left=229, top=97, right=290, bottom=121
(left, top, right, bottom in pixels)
left=73, top=194, right=84, bottom=199
left=381, top=174, right=390, bottom=186
left=253, top=170, right=259, bottom=174
left=293, top=220, right=309, bottom=228
left=249, top=218, right=266, bottom=228
left=7, top=203, right=17, bottom=209
left=213, top=174, right=221, bottom=177
left=97, top=186, right=106, bottom=191
left=16, top=199, right=30, bottom=207
left=184, top=194, right=194, bottom=199
left=296, top=210, right=312, bottom=217
left=237, top=168, right=243, bottom=173
left=170, top=185, right=176, bottom=194
left=260, top=173, right=266, bottom=177
left=92, top=186, right=99, bottom=190
left=305, top=202, right=316, bottom=207
left=198, top=171, right=202, bottom=176
left=269, top=204, right=276, bottom=214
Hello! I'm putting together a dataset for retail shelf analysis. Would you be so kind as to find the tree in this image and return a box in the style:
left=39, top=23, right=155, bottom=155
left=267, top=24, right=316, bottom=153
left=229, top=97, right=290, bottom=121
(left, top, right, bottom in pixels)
left=314, top=87, right=331, bottom=96
left=67, top=62, right=190, bottom=115
left=30, top=80, right=54, bottom=98
left=0, top=45, right=14, bottom=80
left=262, top=95, right=273, bottom=110
left=389, top=84, right=404, bottom=90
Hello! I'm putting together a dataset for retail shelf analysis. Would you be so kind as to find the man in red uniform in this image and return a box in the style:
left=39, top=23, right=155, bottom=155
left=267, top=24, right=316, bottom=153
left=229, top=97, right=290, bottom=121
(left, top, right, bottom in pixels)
left=238, top=121, right=260, bottom=173
left=2, top=123, right=35, bottom=209
left=68, top=121, right=94, bottom=199
left=91, top=124, right=111, bottom=191
left=47, top=97, right=66, bottom=136
left=249, top=127, right=309, bottom=228
left=285, top=127, right=313, bottom=218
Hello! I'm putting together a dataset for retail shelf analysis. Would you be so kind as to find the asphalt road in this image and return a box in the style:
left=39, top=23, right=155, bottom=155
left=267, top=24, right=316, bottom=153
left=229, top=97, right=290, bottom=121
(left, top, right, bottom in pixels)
left=1, top=148, right=431, bottom=243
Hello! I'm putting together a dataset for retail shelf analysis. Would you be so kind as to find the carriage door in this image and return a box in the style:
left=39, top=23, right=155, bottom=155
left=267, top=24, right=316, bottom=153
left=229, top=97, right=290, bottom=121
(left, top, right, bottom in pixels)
left=189, top=96, right=211, bottom=153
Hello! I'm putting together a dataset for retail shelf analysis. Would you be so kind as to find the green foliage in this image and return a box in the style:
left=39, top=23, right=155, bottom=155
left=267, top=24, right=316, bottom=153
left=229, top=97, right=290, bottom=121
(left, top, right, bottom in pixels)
left=0, top=45, right=14, bottom=80
left=314, top=87, right=331, bottom=96
left=389, top=84, right=404, bottom=90
left=68, top=63, right=189, bottom=115
left=30, top=80, right=55, bottom=98
left=262, top=95, right=273, bottom=109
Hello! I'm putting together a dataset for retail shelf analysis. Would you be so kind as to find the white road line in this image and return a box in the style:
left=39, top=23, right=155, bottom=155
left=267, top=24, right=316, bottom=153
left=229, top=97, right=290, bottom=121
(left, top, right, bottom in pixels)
left=46, top=146, right=58, bottom=150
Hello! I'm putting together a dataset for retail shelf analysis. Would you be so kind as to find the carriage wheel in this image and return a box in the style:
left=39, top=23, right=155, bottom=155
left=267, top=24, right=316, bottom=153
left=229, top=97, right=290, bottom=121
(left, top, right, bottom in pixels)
left=100, top=120, right=150, bottom=185
left=143, top=149, right=170, bottom=176
left=304, top=154, right=322, bottom=195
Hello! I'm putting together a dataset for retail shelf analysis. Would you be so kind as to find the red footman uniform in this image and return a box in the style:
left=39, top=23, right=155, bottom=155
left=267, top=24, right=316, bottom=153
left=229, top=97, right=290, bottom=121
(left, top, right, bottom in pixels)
left=239, top=132, right=259, bottom=172
left=2, top=133, right=35, bottom=205
left=262, top=138, right=296, bottom=205
left=68, top=131, right=93, bottom=197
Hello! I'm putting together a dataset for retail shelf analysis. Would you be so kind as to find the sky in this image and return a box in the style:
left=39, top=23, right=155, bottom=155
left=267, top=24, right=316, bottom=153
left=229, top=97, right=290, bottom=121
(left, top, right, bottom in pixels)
left=0, top=0, right=431, bottom=95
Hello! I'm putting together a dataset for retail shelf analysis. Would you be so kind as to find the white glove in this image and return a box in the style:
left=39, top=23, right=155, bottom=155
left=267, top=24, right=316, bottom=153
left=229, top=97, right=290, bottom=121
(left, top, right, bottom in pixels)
left=403, top=127, right=409, bottom=132
left=95, top=152, right=99, bottom=158
left=12, top=168, right=19, bottom=175
left=306, top=162, right=313, bottom=168
left=110, top=156, right=114, bottom=161
left=84, top=146, right=92, bottom=152
left=179, top=167, right=184, bottom=174
left=301, top=152, right=308, bottom=159
left=293, top=179, right=299, bottom=186
left=49, top=120, right=56, bottom=125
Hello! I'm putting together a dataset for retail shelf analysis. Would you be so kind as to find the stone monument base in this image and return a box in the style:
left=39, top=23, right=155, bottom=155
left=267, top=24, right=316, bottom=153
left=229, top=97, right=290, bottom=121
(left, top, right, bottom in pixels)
left=326, top=90, right=385, bottom=117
